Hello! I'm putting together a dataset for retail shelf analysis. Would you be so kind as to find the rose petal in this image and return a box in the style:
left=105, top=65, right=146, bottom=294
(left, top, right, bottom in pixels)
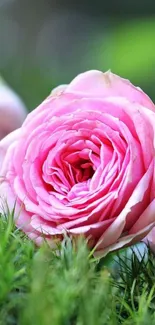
left=65, top=70, right=155, bottom=111
left=94, top=160, right=154, bottom=251
left=94, top=222, right=155, bottom=258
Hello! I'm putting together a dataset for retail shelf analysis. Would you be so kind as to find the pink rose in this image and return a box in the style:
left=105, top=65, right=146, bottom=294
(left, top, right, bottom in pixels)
left=0, top=77, right=27, bottom=140
left=0, top=70, right=155, bottom=257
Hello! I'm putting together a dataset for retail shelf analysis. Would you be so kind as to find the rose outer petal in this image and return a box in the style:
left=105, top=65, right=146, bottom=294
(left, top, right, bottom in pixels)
left=65, top=70, right=155, bottom=111
left=94, top=160, right=154, bottom=252
left=0, top=129, right=21, bottom=172
left=94, top=222, right=155, bottom=258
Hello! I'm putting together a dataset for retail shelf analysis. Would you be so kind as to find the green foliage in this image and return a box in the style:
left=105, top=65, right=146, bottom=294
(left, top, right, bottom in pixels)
left=0, top=212, right=35, bottom=324
left=0, top=214, right=155, bottom=324
left=103, top=18, right=155, bottom=82
left=112, top=246, right=155, bottom=323
left=96, top=18, right=155, bottom=102
left=0, top=63, right=57, bottom=111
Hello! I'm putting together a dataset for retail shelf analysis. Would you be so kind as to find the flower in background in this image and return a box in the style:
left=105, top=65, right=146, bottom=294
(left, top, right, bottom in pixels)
left=0, top=70, right=155, bottom=257
left=0, top=77, right=27, bottom=140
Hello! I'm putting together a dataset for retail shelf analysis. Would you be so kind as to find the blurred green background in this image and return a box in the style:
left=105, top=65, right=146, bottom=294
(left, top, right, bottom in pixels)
left=0, top=0, right=155, bottom=110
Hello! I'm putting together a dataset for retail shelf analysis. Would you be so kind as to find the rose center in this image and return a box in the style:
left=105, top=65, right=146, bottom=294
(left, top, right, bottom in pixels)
left=69, top=158, right=94, bottom=183
left=43, top=145, right=100, bottom=197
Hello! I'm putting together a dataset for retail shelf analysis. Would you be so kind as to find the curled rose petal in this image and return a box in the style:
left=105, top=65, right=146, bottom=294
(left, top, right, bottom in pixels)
left=0, top=70, right=155, bottom=257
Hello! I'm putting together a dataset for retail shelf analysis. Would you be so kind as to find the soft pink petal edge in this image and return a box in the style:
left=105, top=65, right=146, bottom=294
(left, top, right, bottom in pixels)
left=0, top=129, right=21, bottom=171
left=64, top=70, right=155, bottom=111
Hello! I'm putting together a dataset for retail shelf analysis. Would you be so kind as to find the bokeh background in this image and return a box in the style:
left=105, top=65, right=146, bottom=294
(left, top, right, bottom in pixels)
left=0, top=0, right=155, bottom=110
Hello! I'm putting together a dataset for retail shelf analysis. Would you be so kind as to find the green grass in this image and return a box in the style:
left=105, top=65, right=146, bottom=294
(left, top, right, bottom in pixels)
left=0, top=212, right=155, bottom=325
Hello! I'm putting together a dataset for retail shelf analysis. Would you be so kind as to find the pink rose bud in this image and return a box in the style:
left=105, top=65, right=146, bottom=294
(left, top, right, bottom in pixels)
left=0, top=70, right=155, bottom=256
left=0, top=77, right=27, bottom=140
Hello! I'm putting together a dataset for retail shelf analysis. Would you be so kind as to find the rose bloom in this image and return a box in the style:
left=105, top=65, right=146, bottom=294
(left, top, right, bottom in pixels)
left=0, top=70, right=155, bottom=257
left=0, top=77, right=27, bottom=140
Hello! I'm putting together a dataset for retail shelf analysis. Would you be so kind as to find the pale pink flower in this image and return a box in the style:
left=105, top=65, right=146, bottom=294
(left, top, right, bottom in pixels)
left=0, top=77, right=27, bottom=140
left=0, top=70, right=155, bottom=257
